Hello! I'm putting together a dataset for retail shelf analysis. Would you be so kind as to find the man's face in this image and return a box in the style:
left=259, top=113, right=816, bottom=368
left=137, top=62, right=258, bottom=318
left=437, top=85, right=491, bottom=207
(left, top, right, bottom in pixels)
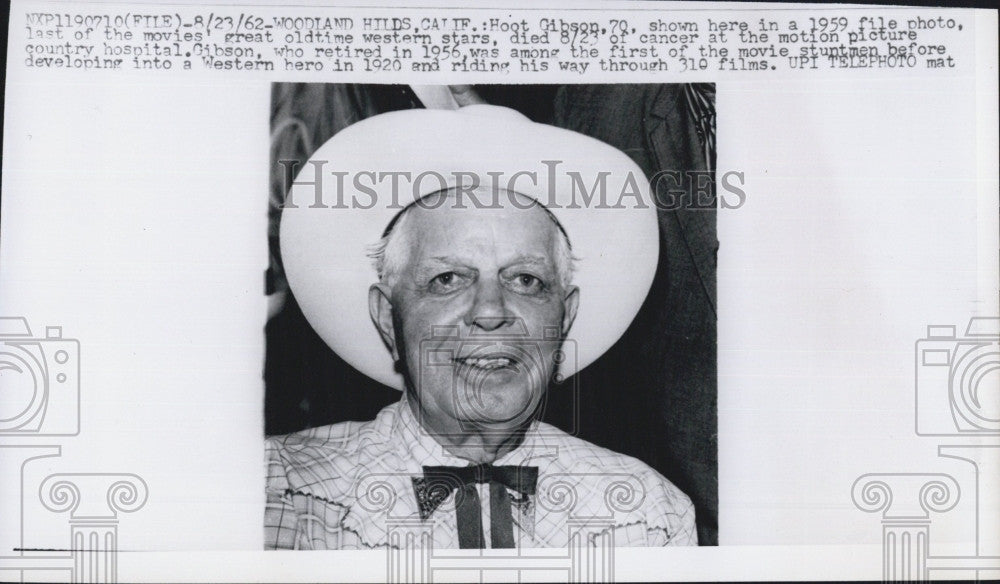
left=369, top=190, right=578, bottom=435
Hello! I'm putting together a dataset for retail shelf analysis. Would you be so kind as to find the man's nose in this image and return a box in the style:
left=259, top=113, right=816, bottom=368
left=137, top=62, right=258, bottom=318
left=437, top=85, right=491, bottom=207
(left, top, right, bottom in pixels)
left=465, top=279, right=514, bottom=331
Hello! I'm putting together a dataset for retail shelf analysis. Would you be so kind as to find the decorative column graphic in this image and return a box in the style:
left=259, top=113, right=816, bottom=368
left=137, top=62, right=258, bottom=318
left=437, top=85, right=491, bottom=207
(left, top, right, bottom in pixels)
left=39, top=474, right=149, bottom=584
left=0, top=318, right=149, bottom=583
left=377, top=470, right=642, bottom=583
left=851, top=474, right=960, bottom=581
left=853, top=317, right=1000, bottom=582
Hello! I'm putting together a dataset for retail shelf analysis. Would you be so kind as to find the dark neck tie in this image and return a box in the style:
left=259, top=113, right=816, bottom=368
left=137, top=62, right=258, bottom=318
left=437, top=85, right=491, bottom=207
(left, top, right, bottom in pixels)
left=413, top=464, right=538, bottom=549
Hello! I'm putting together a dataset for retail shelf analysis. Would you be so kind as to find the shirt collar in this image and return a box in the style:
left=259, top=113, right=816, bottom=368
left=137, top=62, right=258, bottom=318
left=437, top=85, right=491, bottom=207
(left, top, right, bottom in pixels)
left=333, top=397, right=559, bottom=547
left=391, top=394, right=560, bottom=469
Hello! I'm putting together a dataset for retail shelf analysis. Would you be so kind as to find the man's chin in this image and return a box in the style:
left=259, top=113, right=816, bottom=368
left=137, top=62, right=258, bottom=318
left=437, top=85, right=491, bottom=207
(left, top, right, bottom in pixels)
left=452, top=386, right=541, bottom=429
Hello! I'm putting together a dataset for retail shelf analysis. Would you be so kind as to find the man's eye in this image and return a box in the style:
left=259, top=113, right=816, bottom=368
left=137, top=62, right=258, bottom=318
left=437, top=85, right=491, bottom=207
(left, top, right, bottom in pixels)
left=428, top=271, right=465, bottom=293
left=433, top=272, right=455, bottom=286
left=510, top=273, right=545, bottom=293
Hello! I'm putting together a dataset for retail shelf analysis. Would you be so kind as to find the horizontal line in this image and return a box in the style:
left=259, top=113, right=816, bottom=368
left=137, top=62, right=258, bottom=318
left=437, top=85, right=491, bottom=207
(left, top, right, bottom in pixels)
left=926, top=557, right=1000, bottom=570
left=16, top=1, right=975, bottom=10
left=11, top=548, right=146, bottom=553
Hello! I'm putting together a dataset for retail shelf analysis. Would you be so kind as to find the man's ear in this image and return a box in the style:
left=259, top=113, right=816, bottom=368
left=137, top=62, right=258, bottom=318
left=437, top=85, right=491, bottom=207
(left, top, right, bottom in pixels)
left=368, top=283, right=398, bottom=360
left=561, top=285, right=580, bottom=336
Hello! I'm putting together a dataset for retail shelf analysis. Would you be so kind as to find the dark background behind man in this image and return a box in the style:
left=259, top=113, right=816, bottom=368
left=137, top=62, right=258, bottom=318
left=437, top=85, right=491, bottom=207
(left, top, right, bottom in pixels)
left=265, top=84, right=718, bottom=545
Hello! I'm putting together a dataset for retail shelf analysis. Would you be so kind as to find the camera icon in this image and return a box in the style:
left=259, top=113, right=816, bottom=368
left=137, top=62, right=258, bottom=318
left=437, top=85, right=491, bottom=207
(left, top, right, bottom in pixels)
left=0, top=317, right=80, bottom=436
left=915, top=317, right=999, bottom=435
left=416, top=318, right=577, bottom=437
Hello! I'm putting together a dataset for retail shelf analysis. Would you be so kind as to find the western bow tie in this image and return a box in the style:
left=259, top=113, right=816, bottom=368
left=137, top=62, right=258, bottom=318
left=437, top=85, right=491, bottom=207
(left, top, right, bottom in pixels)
left=412, top=464, right=538, bottom=549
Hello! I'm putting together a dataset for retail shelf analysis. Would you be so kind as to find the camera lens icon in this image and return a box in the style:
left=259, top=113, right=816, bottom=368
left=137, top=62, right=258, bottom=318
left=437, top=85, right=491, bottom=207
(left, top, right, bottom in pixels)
left=453, top=342, right=548, bottom=426
left=949, top=343, right=1000, bottom=430
left=915, top=317, right=1000, bottom=435
left=0, top=351, right=44, bottom=427
left=417, top=319, right=578, bottom=436
left=0, top=317, right=80, bottom=435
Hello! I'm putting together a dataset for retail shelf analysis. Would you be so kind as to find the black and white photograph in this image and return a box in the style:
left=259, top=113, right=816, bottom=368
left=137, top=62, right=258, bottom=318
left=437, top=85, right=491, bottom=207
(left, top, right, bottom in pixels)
left=264, top=84, right=718, bottom=549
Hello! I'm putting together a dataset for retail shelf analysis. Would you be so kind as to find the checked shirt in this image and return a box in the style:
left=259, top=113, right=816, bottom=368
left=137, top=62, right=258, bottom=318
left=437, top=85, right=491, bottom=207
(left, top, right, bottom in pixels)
left=265, top=398, right=697, bottom=549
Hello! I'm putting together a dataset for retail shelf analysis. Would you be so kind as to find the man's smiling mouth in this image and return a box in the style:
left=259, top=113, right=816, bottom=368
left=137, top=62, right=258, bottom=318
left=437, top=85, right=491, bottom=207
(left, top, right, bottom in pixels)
left=453, top=356, right=515, bottom=370
left=452, top=346, right=525, bottom=372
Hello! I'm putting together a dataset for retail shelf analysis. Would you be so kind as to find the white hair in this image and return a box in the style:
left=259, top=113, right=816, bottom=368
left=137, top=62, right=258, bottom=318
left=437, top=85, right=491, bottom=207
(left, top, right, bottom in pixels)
left=367, top=193, right=576, bottom=289
left=367, top=208, right=417, bottom=288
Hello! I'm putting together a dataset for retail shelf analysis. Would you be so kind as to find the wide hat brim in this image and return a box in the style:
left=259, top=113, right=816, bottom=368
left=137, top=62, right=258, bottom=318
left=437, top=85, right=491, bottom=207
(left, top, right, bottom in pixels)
left=280, top=105, right=659, bottom=390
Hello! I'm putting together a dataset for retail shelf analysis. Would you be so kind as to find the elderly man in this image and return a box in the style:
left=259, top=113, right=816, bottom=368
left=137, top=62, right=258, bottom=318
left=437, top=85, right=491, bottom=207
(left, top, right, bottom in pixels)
left=266, top=105, right=696, bottom=549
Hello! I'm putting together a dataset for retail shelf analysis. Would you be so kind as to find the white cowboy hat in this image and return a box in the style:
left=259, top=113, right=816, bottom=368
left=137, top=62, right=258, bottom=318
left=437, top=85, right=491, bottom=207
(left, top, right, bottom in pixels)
left=279, top=105, right=659, bottom=390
